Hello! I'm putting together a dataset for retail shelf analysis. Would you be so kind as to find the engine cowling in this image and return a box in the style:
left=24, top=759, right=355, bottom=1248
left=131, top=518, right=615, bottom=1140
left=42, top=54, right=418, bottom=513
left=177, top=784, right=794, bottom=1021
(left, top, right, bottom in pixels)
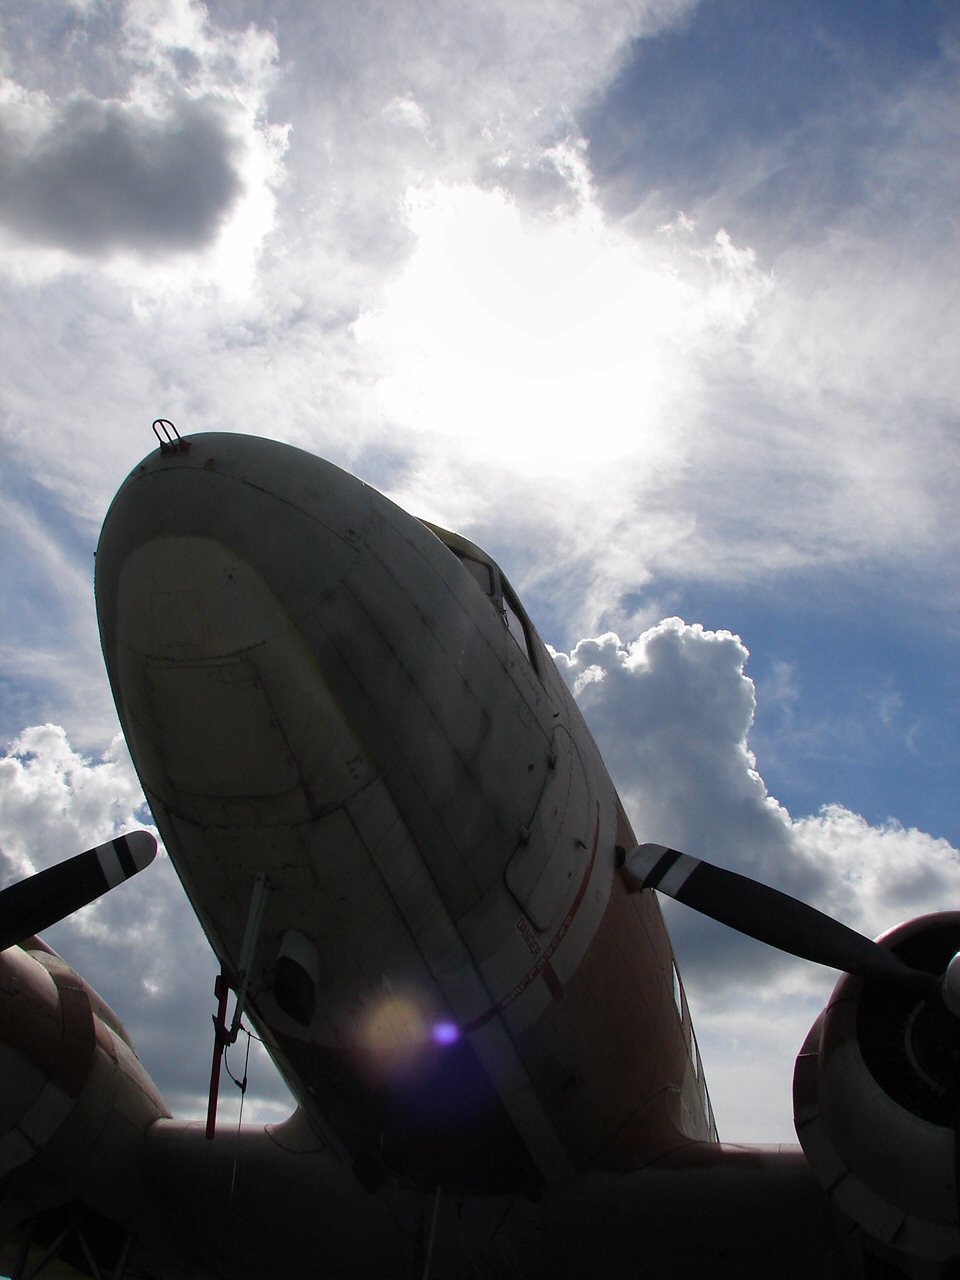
left=0, top=938, right=170, bottom=1222
left=794, top=911, right=960, bottom=1279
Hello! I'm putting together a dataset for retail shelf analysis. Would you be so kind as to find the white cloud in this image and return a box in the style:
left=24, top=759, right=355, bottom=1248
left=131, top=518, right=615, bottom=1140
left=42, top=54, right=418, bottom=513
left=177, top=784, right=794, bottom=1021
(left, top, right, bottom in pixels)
left=354, top=170, right=773, bottom=479
left=554, top=621, right=791, bottom=873
left=0, top=723, right=148, bottom=880
left=554, top=619, right=958, bottom=937
left=2, top=0, right=954, bottom=673
left=792, top=805, right=957, bottom=933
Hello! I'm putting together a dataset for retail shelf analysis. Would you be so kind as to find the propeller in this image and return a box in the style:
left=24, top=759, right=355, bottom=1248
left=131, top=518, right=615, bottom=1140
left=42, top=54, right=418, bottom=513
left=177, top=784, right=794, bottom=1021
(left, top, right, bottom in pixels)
left=0, top=831, right=157, bottom=952
left=620, top=842, right=938, bottom=995
left=622, top=841, right=960, bottom=1263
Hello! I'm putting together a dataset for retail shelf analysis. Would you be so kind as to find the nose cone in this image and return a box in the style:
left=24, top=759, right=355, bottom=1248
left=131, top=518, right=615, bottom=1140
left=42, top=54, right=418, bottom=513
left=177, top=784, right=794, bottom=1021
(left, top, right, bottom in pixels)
left=96, top=433, right=378, bottom=819
left=96, top=433, right=370, bottom=666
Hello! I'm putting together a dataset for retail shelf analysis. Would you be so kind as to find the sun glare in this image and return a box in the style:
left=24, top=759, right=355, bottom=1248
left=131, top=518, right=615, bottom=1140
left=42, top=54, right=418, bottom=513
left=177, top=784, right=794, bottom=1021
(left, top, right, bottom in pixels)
left=353, top=164, right=773, bottom=484
left=355, top=180, right=694, bottom=476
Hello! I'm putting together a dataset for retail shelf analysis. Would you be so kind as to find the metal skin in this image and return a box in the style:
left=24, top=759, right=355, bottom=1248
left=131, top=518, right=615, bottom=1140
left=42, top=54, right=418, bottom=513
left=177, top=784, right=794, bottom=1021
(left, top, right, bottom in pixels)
left=94, top=433, right=718, bottom=1185
left=0, top=940, right=177, bottom=1273
left=1, top=432, right=860, bottom=1277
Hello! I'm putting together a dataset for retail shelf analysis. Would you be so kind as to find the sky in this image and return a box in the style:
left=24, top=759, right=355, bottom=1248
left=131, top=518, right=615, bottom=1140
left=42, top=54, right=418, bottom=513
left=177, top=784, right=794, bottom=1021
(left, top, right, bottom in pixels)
left=1, top=0, right=958, bottom=1146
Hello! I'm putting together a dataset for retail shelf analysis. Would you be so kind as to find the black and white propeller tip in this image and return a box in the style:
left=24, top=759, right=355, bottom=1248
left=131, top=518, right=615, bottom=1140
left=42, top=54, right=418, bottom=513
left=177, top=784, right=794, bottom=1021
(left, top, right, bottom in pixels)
left=621, top=841, right=938, bottom=997
left=0, top=830, right=157, bottom=953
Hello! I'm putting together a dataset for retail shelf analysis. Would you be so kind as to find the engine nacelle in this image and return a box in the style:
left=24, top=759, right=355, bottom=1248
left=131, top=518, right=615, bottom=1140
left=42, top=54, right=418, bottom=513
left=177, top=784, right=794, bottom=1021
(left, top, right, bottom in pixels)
left=0, top=938, right=170, bottom=1224
left=794, top=912, right=960, bottom=1279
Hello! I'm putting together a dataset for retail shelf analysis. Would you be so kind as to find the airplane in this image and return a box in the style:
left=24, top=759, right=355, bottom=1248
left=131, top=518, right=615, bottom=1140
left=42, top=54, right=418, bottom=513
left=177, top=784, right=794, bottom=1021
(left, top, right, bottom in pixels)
left=1, top=423, right=957, bottom=1280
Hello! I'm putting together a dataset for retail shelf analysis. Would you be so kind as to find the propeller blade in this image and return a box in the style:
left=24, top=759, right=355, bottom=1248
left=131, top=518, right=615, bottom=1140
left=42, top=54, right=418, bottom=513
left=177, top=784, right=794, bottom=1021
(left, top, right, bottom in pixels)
left=0, top=831, right=157, bottom=951
left=622, top=842, right=935, bottom=992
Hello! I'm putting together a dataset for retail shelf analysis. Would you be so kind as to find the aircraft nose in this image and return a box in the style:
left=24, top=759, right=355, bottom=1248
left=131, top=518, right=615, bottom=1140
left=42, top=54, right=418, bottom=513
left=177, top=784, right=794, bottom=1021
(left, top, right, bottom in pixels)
left=95, top=431, right=379, bottom=823
left=96, top=432, right=371, bottom=664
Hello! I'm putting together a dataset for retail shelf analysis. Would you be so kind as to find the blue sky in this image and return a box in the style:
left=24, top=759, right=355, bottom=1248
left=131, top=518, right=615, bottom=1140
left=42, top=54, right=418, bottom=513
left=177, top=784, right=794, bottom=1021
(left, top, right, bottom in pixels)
left=1, top=0, right=957, bottom=1143
left=690, top=574, right=960, bottom=841
left=588, top=0, right=956, bottom=236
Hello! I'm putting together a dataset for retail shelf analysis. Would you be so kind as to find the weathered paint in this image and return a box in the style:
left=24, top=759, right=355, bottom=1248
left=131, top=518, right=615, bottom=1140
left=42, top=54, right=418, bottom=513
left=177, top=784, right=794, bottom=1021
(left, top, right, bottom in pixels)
left=95, top=433, right=713, bottom=1190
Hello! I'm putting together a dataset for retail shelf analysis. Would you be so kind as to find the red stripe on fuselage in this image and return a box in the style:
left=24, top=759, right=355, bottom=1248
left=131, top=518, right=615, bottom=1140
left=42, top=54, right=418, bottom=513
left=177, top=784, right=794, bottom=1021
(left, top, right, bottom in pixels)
left=464, top=802, right=602, bottom=1032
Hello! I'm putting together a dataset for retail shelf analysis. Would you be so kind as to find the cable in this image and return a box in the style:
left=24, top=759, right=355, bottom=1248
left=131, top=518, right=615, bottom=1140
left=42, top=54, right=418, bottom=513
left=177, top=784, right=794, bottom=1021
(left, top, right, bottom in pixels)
left=227, top=1026, right=254, bottom=1213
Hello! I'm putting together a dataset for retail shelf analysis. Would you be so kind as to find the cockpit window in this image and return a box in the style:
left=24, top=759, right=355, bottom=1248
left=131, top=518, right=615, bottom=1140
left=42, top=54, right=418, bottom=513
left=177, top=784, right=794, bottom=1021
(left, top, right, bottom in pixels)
left=457, top=552, right=494, bottom=597
left=420, top=519, right=539, bottom=675
left=502, top=584, right=532, bottom=663
left=454, top=549, right=535, bottom=668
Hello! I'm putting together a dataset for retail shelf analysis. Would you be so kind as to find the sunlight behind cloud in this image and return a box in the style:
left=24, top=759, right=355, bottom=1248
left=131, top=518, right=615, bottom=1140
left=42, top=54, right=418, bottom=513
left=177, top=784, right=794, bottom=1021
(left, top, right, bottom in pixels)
left=354, top=151, right=772, bottom=479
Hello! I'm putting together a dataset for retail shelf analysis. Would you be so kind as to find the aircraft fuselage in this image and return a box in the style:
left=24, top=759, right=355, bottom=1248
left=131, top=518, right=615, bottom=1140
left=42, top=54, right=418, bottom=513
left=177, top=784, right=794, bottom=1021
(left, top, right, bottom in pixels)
left=94, top=433, right=714, bottom=1192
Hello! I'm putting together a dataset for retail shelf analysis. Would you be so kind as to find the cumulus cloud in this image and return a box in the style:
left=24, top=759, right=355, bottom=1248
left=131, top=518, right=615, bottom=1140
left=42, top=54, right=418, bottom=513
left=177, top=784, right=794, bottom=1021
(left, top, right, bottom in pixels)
left=554, top=621, right=793, bottom=875
left=0, top=723, right=149, bottom=879
left=0, top=92, right=244, bottom=254
left=554, top=620, right=958, bottom=968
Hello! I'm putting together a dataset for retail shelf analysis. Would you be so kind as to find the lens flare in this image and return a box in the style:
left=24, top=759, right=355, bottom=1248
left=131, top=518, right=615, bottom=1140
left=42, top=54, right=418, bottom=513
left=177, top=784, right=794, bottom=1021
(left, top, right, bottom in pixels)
left=361, top=996, right=427, bottom=1052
